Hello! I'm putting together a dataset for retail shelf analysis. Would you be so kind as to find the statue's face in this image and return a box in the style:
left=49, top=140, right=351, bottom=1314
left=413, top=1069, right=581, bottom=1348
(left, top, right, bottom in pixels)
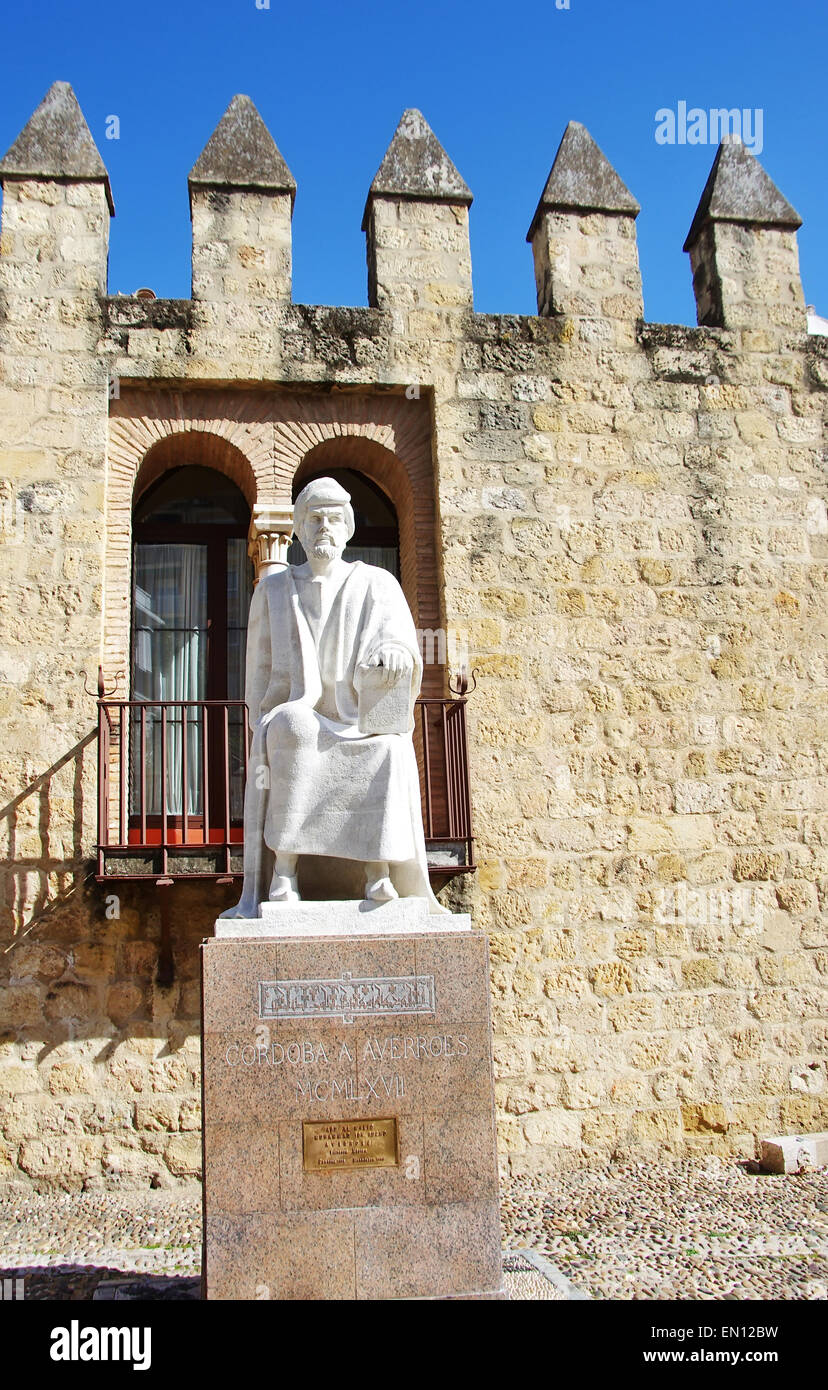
left=298, top=504, right=350, bottom=561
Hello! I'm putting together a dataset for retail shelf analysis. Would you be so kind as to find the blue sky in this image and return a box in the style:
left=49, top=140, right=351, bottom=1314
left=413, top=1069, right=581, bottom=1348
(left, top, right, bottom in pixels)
left=1, top=0, right=824, bottom=325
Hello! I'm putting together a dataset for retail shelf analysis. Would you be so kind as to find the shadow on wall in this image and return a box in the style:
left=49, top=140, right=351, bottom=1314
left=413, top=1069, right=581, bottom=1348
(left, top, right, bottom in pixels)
left=1, top=875, right=235, bottom=1053
left=0, top=874, right=236, bottom=1191
left=0, top=732, right=96, bottom=938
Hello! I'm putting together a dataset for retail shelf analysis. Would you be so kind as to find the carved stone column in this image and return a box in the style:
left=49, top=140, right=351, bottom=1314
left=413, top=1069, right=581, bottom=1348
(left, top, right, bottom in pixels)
left=248, top=503, right=294, bottom=582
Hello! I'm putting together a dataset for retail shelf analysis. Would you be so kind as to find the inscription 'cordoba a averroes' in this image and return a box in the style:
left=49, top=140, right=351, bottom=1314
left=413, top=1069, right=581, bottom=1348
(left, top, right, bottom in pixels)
left=258, top=971, right=436, bottom=1025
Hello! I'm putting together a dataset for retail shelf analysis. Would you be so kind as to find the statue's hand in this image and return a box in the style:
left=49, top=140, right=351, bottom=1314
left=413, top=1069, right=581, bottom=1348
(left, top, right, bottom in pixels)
left=366, top=646, right=414, bottom=686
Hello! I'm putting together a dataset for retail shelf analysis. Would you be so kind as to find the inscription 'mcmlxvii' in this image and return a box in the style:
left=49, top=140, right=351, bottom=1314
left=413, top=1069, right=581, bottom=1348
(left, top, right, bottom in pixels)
left=258, top=971, right=436, bottom=1024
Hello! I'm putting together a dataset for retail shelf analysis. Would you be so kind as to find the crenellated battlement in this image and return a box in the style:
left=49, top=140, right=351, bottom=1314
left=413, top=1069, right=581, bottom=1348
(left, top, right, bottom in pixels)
left=0, top=82, right=812, bottom=343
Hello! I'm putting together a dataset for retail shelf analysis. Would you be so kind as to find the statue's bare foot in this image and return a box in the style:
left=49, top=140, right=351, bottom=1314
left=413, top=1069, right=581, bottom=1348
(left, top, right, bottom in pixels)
left=365, top=874, right=398, bottom=903
left=268, top=872, right=299, bottom=904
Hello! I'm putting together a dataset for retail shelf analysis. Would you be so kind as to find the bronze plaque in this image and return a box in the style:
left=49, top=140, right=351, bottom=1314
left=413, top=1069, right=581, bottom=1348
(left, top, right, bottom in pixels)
left=302, top=1118, right=399, bottom=1173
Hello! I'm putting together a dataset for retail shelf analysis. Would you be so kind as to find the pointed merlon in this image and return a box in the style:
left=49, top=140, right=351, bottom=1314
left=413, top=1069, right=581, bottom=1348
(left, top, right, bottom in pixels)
left=189, top=94, right=296, bottom=205
left=526, top=122, right=639, bottom=241
left=0, top=80, right=113, bottom=214
left=362, top=109, right=472, bottom=229
left=683, top=139, right=802, bottom=250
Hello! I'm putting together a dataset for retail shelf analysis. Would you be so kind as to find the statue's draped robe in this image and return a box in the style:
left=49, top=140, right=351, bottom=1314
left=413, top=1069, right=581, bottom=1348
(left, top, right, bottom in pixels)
left=233, top=560, right=446, bottom=915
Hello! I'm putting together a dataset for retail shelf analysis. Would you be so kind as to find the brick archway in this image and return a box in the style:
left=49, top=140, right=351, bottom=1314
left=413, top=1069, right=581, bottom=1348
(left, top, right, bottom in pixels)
left=133, top=433, right=257, bottom=510
left=103, top=424, right=260, bottom=686
left=105, top=387, right=439, bottom=692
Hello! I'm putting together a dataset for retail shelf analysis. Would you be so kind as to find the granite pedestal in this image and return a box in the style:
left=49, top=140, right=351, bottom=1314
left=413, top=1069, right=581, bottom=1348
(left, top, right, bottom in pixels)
left=201, top=900, right=505, bottom=1299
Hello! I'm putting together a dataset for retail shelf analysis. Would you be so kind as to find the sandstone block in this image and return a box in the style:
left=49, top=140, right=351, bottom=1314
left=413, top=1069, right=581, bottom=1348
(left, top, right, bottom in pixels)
left=590, top=962, right=633, bottom=996
left=164, top=1133, right=202, bottom=1178
left=682, top=1103, right=729, bottom=1134
left=632, top=1109, right=682, bottom=1144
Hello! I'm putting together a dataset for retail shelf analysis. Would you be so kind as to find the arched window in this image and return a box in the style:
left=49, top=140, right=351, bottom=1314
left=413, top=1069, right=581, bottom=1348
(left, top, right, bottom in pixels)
left=131, top=466, right=253, bottom=827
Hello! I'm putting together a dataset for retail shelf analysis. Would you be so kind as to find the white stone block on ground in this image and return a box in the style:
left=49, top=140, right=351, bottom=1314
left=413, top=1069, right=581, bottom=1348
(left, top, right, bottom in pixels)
left=759, top=1131, right=828, bottom=1173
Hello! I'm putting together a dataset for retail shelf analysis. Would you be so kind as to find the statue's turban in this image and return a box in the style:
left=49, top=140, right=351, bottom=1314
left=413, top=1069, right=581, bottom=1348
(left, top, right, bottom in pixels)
left=293, top=477, right=355, bottom=542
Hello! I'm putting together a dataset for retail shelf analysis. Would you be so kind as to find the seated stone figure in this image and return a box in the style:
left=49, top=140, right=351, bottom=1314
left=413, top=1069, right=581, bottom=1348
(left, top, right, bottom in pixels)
left=221, top=476, right=446, bottom=917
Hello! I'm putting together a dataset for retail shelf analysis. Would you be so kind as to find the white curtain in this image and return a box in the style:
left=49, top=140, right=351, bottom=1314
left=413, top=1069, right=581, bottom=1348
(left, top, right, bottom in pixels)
left=132, top=544, right=206, bottom=816
left=344, top=545, right=398, bottom=573
left=226, top=538, right=252, bottom=819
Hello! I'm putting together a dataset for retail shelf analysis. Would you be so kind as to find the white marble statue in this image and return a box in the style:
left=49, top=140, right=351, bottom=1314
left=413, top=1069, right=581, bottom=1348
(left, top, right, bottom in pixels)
left=221, top=476, right=447, bottom=918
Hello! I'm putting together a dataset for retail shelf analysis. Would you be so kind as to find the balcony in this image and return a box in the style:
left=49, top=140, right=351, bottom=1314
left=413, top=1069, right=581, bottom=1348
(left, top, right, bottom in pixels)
left=96, top=693, right=475, bottom=886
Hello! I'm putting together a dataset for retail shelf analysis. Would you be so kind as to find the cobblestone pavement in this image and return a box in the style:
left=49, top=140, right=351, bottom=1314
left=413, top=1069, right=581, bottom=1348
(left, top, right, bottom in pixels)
left=0, top=1189, right=202, bottom=1298
left=502, top=1158, right=828, bottom=1300
left=1, top=1159, right=826, bottom=1300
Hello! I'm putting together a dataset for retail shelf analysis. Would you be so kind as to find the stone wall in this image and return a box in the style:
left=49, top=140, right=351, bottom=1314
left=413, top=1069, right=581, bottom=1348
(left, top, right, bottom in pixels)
left=0, top=88, right=826, bottom=1190
left=440, top=312, right=828, bottom=1173
left=1, top=881, right=228, bottom=1190
left=0, top=172, right=109, bottom=944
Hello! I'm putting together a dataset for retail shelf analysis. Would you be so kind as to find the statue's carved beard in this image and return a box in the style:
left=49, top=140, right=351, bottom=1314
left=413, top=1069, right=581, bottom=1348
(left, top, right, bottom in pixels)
left=310, top=540, right=339, bottom=560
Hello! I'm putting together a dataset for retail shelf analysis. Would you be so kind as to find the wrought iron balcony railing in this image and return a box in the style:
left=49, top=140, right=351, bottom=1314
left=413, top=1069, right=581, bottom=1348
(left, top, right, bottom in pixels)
left=96, top=693, right=475, bottom=884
